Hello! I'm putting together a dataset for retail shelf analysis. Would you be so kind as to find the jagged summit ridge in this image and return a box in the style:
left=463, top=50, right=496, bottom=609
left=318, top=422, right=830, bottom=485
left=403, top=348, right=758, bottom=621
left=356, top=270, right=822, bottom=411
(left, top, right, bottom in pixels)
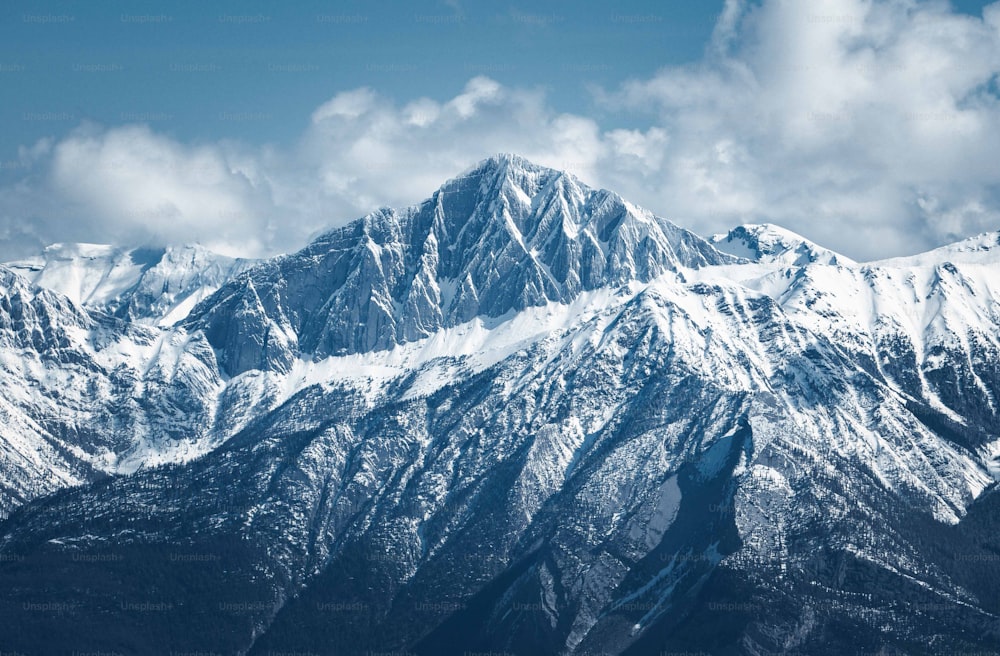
left=187, top=154, right=736, bottom=376
left=6, top=242, right=256, bottom=326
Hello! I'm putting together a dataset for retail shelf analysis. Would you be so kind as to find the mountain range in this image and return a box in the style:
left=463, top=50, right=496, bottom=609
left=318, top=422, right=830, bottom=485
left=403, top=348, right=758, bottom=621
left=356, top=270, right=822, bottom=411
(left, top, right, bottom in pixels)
left=0, top=154, right=998, bottom=655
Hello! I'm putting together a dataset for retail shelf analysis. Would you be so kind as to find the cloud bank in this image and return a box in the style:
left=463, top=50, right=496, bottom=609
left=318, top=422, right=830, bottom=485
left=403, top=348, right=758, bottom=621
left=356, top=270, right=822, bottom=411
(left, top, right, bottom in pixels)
left=3, top=0, right=1000, bottom=261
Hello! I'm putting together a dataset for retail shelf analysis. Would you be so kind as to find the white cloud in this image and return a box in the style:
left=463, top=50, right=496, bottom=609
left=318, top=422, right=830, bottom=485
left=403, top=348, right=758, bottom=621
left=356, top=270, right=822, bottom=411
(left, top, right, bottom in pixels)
left=597, top=0, right=1000, bottom=258
left=0, top=124, right=277, bottom=258
left=294, top=76, right=608, bottom=227
left=48, top=124, right=271, bottom=257
left=3, top=1, right=1000, bottom=261
left=311, top=88, right=380, bottom=122
left=0, top=75, right=609, bottom=259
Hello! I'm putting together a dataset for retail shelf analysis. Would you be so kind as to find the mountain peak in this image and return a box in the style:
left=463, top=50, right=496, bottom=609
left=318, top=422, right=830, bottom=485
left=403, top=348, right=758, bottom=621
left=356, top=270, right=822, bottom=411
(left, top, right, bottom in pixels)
left=710, top=223, right=853, bottom=266
left=469, top=152, right=544, bottom=174
left=5, top=242, right=255, bottom=325
left=188, top=155, right=735, bottom=375
left=442, top=153, right=567, bottom=207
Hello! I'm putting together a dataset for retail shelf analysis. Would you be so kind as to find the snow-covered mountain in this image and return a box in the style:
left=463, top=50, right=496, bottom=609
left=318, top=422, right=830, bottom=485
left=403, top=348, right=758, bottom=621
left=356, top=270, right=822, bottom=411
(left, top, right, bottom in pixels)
left=185, top=154, right=733, bottom=376
left=0, top=265, right=238, bottom=517
left=7, top=242, right=256, bottom=325
left=710, top=223, right=854, bottom=266
left=0, top=155, right=999, bottom=655
left=705, top=228, right=1000, bottom=466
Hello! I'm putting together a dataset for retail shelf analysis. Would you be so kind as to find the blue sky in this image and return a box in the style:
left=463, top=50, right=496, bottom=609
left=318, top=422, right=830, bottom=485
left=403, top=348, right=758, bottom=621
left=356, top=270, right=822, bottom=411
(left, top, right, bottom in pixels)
left=2, top=0, right=1000, bottom=260
left=0, top=0, right=722, bottom=158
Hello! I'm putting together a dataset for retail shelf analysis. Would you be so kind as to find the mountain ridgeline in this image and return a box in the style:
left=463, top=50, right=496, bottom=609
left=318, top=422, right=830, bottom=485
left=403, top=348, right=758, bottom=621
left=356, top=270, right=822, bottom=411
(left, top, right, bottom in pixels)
left=8, top=242, right=256, bottom=326
left=185, top=154, right=732, bottom=375
left=0, top=155, right=999, bottom=655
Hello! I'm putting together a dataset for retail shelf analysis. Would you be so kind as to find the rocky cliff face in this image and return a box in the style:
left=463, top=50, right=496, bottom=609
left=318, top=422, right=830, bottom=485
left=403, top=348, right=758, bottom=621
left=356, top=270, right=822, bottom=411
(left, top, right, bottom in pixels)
left=0, top=156, right=999, bottom=655
left=186, top=154, right=734, bottom=376
left=0, top=266, right=228, bottom=518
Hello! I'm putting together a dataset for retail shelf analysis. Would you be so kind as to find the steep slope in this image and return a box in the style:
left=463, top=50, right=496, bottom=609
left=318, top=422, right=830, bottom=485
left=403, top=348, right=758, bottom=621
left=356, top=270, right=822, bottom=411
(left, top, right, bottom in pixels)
left=0, top=266, right=235, bottom=518
left=0, top=275, right=994, bottom=655
left=185, top=154, right=735, bottom=376
left=700, top=229, right=1000, bottom=462
left=0, top=158, right=999, bottom=654
left=7, top=242, right=256, bottom=325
